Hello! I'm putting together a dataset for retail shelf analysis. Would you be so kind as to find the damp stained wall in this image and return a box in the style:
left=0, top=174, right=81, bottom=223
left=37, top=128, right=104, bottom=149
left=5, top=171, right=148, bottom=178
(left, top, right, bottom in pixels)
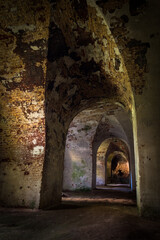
left=96, top=0, right=160, bottom=216
left=63, top=110, right=100, bottom=190
left=132, top=2, right=160, bottom=215
left=96, top=141, right=110, bottom=186
left=0, top=0, right=159, bottom=216
left=0, top=0, right=50, bottom=208
left=36, top=0, right=136, bottom=208
left=63, top=108, right=131, bottom=189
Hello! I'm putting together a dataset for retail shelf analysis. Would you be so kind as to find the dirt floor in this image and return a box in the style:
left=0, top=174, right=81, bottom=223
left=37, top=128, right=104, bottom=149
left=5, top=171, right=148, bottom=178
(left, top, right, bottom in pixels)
left=0, top=188, right=160, bottom=240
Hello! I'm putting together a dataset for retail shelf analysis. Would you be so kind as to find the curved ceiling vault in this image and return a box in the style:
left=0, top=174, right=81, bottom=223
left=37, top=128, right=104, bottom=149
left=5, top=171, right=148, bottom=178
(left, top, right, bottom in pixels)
left=46, top=0, right=134, bottom=125
left=41, top=0, right=135, bottom=207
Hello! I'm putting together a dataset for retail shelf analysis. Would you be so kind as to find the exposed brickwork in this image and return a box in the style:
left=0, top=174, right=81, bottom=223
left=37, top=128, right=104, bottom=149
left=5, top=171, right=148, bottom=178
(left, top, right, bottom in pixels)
left=0, top=0, right=160, bottom=216
left=0, top=0, right=50, bottom=208
left=96, top=0, right=150, bottom=94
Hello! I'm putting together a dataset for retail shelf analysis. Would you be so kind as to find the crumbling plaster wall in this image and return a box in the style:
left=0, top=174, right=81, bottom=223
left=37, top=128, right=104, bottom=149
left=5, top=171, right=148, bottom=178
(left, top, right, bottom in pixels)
left=63, top=110, right=99, bottom=190
left=130, top=1, right=160, bottom=215
left=96, top=140, right=110, bottom=186
left=0, top=0, right=135, bottom=209
left=0, top=0, right=50, bottom=208
left=0, top=0, right=159, bottom=216
left=40, top=0, right=134, bottom=208
left=96, top=0, right=160, bottom=215
left=63, top=108, right=131, bottom=190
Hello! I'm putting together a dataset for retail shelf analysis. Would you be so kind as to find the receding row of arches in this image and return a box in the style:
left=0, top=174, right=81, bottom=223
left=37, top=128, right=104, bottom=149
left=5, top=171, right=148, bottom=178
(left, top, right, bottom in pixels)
left=96, top=139, right=130, bottom=186
left=62, top=103, right=136, bottom=194
left=39, top=0, right=140, bottom=209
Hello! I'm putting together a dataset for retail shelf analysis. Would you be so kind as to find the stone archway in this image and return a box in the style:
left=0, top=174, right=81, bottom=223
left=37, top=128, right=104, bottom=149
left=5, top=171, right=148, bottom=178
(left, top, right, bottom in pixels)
left=0, top=0, right=158, bottom=217
left=95, top=137, right=131, bottom=188
left=39, top=0, right=138, bottom=209
left=107, top=151, right=130, bottom=185
left=105, top=140, right=131, bottom=186
left=92, top=109, right=136, bottom=190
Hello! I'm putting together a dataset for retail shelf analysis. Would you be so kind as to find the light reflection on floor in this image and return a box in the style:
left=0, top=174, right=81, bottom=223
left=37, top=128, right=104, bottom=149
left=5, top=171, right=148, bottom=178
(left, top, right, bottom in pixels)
left=62, top=185, right=136, bottom=206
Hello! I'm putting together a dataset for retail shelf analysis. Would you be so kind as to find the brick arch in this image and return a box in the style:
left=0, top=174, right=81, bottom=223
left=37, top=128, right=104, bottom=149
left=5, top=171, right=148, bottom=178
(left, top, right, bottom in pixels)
left=40, top=0, right=136, bottom=209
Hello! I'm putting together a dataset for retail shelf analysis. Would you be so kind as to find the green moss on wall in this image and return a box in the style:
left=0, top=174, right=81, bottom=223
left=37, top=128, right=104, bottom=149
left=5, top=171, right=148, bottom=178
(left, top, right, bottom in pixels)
left=72, top=159, right=86, bottom=181
left=78, top=125, right=92, bottom=133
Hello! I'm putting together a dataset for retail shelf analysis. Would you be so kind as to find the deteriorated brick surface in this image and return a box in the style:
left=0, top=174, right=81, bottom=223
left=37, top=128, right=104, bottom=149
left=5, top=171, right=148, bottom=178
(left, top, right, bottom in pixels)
left=0, top=0, right=50, bottom=208
left=0, top=0, right=160, bottom=216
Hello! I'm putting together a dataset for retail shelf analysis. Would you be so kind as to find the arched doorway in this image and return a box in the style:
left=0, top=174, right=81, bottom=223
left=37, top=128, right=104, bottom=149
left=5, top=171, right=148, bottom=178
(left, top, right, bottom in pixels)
left=62, top=102, right=135, bottom=194
left=109, top=152, right=130, bottom=184
left=92, top=110, right=136, bottom=191
left=39, top=0, right=139, bottom=209
left=95, top=138, right=131, bottom=188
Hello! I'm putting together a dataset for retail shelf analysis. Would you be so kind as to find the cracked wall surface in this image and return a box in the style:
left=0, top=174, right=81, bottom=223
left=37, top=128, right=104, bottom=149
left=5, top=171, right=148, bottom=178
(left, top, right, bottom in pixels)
left=95, top=0, right=160, bottom=216
left=63, top=106, right=131, bottom=190
left=0, top=0, right=50, bottom=208
left=63, top=109, right=99, bottom=191
left=0, top=0, right=160, bottom=216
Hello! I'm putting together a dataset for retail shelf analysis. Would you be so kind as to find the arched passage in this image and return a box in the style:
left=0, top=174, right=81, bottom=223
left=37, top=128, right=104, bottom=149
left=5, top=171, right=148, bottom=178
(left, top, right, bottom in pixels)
left=63, top=107, right=100, bottom=191
left=62, top=103, right=129, bottom=191
left=108, top=152, right=130, bottom=185
left=0, top=0, right=158, bottom=218
left=39, top=0, right=138, bottom=209
left=92, top=110, right=136, bottom=191
left=40, top=100, right=137, bottom=208
left=95, top=138, right=131, bottom=188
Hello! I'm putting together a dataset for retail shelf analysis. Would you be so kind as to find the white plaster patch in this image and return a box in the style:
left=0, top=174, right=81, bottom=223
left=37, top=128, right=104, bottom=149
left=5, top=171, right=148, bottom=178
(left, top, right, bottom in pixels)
left=113, top=48, right=124, bottom=73
left=32, top=139, right=37, bottom=144
left=102, top=38, right=107, bottom=47
left=30, top=46, right=40, bottom=51
left=28, top=108, right=44, bottom=122
left=8, top=24, right=36, bottom=34
left=87, top=0, right=111, bottom=34
left=87, top=0, right=96, bottom=8
left=14, top=77, right=22, bottom=83
left=79, top=42, right=104, bottom=62
left=32, top=100, right=38, bottom=105
left=77, top=20, right=88, bottom=29
left=31, top=146, right=44, bottom=156
left=114, top=47, right=120, bottom=56
left=119, top=62, right=124, bottom=72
